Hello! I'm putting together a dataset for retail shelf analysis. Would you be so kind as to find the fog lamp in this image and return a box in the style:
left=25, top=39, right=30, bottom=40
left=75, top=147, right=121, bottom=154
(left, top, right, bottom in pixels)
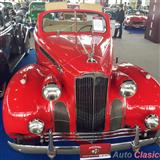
left=145, top=114, right=159, bottom=129
left=42, top=84, right=61, bottom=101
left=28, top=119, right=44, bottom=134
left=120, top=80, right=137, bottom=97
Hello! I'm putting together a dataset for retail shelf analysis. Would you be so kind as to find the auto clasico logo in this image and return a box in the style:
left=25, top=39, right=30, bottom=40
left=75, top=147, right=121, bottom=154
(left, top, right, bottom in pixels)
left=112, top=151, right=160, bottom=159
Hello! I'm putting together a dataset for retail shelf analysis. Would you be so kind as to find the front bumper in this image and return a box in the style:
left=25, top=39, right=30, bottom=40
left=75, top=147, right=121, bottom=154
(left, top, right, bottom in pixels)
left=125, top=23, right=146, bottom=28
left=8, top=127, right=160, bottom=158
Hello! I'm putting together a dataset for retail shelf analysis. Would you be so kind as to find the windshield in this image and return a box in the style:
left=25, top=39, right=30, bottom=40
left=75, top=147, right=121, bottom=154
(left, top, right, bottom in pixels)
left=128, top=10, right=145, bottom=16
left=43, top=11, right=106, bottom=33
left=30, top=3, right=45, bottom=12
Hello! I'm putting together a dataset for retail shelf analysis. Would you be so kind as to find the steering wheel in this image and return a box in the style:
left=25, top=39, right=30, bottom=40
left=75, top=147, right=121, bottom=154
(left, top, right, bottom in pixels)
left=78, top=24, right=92, bottom=32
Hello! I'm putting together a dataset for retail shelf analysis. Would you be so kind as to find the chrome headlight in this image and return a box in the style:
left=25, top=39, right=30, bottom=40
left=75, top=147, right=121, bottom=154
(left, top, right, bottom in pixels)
left=28, top=119, right=44, bottom=134
left=42, top=84, right=61, bottom=101
left=145, top=114, right=159, bottom=129
left=120, top=80, right=137, bottom=97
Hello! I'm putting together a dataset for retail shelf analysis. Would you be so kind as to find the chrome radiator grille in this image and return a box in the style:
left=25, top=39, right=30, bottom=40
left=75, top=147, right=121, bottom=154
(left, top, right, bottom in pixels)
left=75, top=74, right=108, bottom=132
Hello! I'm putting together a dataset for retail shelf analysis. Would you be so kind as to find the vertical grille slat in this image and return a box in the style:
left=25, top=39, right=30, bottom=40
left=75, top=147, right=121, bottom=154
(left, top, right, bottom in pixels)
left=76, top=74, right=108, bottom=132
left=94, top=77, right=108, bottom=131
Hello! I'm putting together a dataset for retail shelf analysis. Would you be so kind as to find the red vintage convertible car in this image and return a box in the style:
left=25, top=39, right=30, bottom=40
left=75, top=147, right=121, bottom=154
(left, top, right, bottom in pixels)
left=124, top=10, right=148, bottom=29
left=3, top=9, right=160, bottom=159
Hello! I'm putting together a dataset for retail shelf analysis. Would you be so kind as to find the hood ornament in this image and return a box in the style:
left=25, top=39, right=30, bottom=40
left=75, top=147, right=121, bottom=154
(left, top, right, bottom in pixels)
left=87, top=35, right=97, bottom=63
left=78, top=35, right=97, bottom=63
left=87, top=53, right=97, bottom=63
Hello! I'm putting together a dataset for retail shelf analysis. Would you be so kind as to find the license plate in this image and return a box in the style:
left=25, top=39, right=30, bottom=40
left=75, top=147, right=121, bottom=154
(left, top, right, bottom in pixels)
left=80, top=143, right=111, bottom=160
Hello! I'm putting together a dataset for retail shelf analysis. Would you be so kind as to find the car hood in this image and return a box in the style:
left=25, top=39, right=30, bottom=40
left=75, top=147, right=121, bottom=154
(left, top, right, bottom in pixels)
left=41, top=34, right=112, bottom=75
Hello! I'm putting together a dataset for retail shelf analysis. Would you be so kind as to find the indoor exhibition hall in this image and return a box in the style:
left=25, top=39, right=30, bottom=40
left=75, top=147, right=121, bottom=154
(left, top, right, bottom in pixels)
left=0, top=0, right=160, bottom=160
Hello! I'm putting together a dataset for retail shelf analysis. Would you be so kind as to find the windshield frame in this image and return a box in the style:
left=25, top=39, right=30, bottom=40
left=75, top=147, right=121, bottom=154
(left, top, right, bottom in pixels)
left=38, top=9, right=109, bottom=35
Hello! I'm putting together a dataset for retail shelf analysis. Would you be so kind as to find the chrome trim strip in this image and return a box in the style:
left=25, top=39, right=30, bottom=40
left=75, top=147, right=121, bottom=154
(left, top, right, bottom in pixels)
left=39, top=47, right=63, bottom=72
left=44, top=135, right=136, bottom=142
left=44, top=132, right=137, bottom=139
left=0, top=24, right=13, bottom=37
left=43, top=128, right=138, bottom=136
left=43, top=131, right=138, bottom=140
left=24, top=27, right=30, bottom=43
left=10, top=53, right=26, bottom=72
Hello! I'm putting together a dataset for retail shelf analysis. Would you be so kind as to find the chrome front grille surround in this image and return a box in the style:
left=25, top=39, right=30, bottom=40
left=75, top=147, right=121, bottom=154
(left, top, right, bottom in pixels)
left=75, top=73, right=108, bottom=132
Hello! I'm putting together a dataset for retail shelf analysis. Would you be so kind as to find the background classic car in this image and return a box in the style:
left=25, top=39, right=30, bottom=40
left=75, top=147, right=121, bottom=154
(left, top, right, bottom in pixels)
left=124, top=10, right=148, bottom=29
left=2, top=9, right=160, bottom=159
left=0, top=1, right=21, bottom=13
left=25, top=1, right=45, bottom=26
left=0, top=7, right=30, bottom=97
left=103, top=4, right=119, bottom=19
